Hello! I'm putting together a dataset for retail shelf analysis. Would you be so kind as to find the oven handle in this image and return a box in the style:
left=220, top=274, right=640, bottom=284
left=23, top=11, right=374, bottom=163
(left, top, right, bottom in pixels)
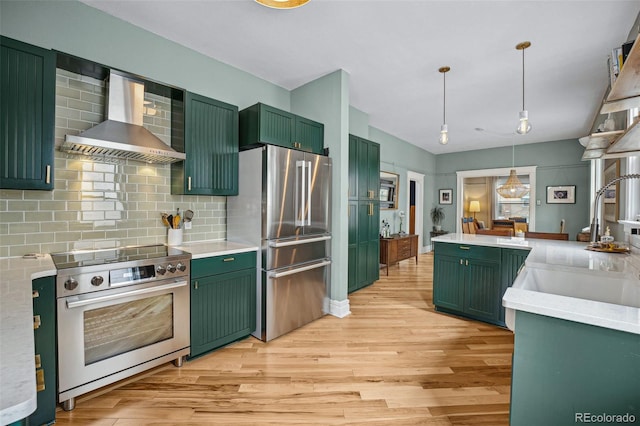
left=268, top=259, right=331, bottom=279
left=66, top=280, right=188, bottom=309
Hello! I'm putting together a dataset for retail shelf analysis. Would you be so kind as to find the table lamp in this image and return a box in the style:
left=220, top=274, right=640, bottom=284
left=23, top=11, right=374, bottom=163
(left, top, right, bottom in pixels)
left=469, top=201, right=480, bottom=219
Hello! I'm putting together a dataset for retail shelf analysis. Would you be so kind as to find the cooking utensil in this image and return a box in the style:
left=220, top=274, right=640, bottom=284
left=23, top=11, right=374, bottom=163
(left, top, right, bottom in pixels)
left=175, top=208, right=181, bottom=229
left=161, top=213, right=170, bottom=227
left=184, top=209, right=194, bottom=222
left=167, top=215, right=173, bottom=229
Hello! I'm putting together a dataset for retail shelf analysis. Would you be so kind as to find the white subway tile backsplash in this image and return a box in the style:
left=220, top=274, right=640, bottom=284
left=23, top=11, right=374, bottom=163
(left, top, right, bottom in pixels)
left=0, top=69, right=227, bottom=256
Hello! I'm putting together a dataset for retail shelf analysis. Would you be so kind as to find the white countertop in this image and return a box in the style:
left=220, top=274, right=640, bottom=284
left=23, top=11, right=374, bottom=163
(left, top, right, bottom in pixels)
left=433, top=233, right=640, bottom=334
left=0, top=255, right=56, bottom=425
left=172, top=240, right=258, bottom=259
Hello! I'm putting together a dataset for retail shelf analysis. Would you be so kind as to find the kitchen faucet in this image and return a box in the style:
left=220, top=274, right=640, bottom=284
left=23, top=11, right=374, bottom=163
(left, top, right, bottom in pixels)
left=590, top=173, right=640, bottom=243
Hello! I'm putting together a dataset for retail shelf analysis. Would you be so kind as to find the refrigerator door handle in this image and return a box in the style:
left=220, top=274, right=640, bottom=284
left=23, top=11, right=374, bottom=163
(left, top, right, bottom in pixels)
left=295, top=160, right=306, bottom=227
left=268, top=235, right=332, bottom=248
left=306, top=160, right=312, bottom=226
left=268, top=259, right=331, bottom=279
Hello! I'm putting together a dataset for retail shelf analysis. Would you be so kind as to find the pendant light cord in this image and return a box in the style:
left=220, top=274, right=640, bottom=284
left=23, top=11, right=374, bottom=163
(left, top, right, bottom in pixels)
left=443, top=70, right=446, bottom=124
left=521, top=47, right=525, bottom=111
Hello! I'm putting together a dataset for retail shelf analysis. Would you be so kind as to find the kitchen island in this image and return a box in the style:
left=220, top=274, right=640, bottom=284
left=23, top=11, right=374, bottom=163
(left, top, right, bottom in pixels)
left=434, top=233, right=640, bottom=424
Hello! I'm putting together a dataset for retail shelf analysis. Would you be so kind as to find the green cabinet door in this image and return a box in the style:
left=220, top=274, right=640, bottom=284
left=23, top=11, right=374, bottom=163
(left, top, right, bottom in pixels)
left=356, top=137, right=380, bottom=200
left=347, top=201, right=358, bottom=293
left=366, top=200, right=380, bottom=285
left=172, top=92, right=238, bottom=195
left=190, top=268, right=256, bottom=358
left=239, top=103, right=324, bottom=154
left=464, top=258, right=501, bottom=323
left=295, top=116, right=324, bottom=154
left=30, top=276, right=56, bottom=425
left=348, top=135, right=359, bottom=199
left=1, top=37, right=55, bottom=190
left=433, top=254, right=465, bottom=311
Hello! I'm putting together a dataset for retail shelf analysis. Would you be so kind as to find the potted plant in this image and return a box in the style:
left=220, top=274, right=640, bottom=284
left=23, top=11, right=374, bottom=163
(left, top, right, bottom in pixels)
left=430, top=206, right=445, bottom=231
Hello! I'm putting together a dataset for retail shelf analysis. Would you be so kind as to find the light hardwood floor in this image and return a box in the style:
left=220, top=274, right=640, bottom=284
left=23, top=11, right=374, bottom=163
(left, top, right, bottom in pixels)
left=55, top=252, right=514, bottom=425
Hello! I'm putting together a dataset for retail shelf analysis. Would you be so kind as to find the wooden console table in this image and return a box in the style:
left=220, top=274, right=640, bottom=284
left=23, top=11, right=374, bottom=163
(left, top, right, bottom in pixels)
left=379, top=234, right=418, bottom=276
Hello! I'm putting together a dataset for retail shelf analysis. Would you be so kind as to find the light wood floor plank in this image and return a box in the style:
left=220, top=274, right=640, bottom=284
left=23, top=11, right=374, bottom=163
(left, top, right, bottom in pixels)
left=55, top=253, right=514, bottom=425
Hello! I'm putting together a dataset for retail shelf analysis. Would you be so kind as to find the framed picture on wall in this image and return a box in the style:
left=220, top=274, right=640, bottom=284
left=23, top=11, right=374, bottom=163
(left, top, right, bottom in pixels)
left=439, top=189, right=453, bottom=205
left=546, top=185, right=575, bottom=204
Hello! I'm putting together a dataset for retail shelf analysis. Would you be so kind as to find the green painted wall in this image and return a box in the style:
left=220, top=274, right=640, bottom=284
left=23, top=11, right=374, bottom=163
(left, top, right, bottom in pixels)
left=369, top=127, right=437, bottom=248
left=291, top=70, right=350, bottom=302
left=348, top=106, right=370, bottom=139
left=435, top=139, right=590, bottom=238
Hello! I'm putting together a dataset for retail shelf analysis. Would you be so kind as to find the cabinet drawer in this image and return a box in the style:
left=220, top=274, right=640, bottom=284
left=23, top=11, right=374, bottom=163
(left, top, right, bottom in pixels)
left=191, top=251, right=257, bottom=278
left=434, top=242, right=500, bottom=262
left=397, top=239, right=411, bottom=251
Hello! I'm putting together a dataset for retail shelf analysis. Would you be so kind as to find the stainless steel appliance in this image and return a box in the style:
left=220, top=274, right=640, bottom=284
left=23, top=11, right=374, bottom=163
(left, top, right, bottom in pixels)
left=51, top=245, right=191, bottom=411
left=228, top=145, right=332, bottom=342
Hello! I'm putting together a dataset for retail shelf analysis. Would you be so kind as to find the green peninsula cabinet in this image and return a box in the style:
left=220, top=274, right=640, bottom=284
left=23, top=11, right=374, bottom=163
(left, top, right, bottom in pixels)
left=1, top=37, right=55, bottom=190
left=172, top=92, right=239, bottom=195
left=189, top=251, right=256, bottom=358
left=348, top=135, right=380, bottom=293
left=30, top=276, right=56, bottom=425
left=433, top=242, right=528, bottom=326
left=239, top=103, right=324, bottom=154
left=510, top=312, right=639, bottom=425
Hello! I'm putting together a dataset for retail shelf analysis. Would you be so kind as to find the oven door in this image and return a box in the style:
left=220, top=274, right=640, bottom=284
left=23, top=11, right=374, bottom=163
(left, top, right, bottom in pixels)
left=57, top=278, right=190, bottom=399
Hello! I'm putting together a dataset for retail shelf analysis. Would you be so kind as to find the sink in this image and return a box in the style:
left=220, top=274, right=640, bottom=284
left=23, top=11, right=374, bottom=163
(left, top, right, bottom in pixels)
left=515, top=266, right=640, bottom=308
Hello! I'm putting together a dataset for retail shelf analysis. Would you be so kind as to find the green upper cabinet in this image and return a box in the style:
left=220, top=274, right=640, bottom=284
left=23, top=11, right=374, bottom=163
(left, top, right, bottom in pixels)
left=172, top=92, right=238, bottom=196
left=295, top=116, right=324, bottom=154
left=0, top=37, right=55, bottom=190
left=239, top=103, right=324, bottom=154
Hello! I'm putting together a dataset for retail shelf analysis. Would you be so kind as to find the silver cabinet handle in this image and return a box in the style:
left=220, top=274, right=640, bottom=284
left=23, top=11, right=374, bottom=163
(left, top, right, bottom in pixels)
left=269, top=235, right=331, bottom=248
left=188, top=176, right=192, bottom=191
left=45, top=165, right=51, bottom=184
left=66, top=281, right=187, bottom=309
left=268, top=259, right=331, bottom=279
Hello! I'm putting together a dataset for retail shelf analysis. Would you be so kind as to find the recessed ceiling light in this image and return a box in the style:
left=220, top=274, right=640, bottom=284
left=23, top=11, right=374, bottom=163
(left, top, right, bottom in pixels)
left=256, top=0, right=310, bottom=9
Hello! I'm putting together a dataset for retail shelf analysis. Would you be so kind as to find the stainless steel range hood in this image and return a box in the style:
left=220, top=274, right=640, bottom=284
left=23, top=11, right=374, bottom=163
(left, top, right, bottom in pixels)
left=62, top=71, right=185, bottom=164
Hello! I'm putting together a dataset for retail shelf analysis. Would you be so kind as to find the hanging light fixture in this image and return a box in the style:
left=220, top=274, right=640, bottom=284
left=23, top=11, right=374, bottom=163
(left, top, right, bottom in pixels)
left=439, top=66, right=450, bottom=145
left=496, top=145, right=529, bottom=199
left=516, top=41, right=532, bottom=134
left=255, top=0, right=310, bottom=9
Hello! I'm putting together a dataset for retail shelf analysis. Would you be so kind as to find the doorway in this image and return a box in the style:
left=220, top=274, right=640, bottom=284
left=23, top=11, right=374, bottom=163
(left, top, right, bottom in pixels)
left=406, top=171, right=425, bottom=253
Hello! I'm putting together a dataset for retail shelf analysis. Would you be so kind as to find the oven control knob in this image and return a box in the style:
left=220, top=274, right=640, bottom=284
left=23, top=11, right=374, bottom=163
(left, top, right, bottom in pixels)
left=64, top=278, right=78, bottom=291
left=176, top=262, right=186, bottom=272
left=91, top=276, right=104, bottom=286
left=156, top=265, right=166, bottom=275
left=167, top=264, right=177, bottom=273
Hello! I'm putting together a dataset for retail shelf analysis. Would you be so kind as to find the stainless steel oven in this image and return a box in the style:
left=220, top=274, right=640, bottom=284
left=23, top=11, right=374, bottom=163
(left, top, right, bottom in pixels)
left=51, top=245, right=191, bottom=411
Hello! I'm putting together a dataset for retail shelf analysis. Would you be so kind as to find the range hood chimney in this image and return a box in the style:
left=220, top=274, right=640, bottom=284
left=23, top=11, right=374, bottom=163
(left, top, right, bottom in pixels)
left=62, top=71, right=185, bottom=164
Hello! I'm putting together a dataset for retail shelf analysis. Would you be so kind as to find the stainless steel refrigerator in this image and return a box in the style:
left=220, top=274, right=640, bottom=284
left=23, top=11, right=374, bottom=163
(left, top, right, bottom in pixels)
left=227, top=145, right=332, bottom=341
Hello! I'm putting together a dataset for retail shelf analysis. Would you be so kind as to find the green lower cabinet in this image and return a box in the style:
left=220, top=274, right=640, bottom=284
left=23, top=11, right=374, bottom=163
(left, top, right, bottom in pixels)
left=190, top=252, right=257, bottom=358
left=510, top=311, right=639, bottom=426
left=433, top=254, right=465, bottom=311
left=433, top=242, right=526, bottom=327
left=30, top=276, right=56, bottom=426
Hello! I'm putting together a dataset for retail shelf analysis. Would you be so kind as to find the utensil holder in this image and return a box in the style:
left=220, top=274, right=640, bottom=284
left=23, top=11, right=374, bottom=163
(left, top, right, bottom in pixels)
left=167, top=228, right=183, bottom=246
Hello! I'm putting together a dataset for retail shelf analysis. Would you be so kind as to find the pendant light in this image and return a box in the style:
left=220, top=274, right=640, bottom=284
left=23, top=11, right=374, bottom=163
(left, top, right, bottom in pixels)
left=496, top=145, right=529, bottom=199
left=516, top=41, right=532, bottom=134
left=255, top=0, right=310, bottom=9
left=439, top=66, right=450, bottom=145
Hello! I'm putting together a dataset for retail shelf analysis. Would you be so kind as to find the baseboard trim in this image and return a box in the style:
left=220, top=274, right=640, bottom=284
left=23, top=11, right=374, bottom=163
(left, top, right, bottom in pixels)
left=329, top=298, right=351, bottom=318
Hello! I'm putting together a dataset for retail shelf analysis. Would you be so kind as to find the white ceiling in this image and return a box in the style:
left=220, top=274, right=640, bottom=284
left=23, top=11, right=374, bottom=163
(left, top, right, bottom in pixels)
left=81, top=0, right=640, bottom=154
